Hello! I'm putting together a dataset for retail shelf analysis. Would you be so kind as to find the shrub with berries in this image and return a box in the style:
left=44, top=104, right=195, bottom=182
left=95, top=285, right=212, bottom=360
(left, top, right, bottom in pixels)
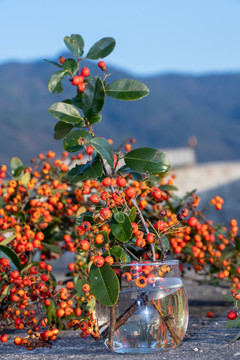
left=0, top=33, right=240, bottom=348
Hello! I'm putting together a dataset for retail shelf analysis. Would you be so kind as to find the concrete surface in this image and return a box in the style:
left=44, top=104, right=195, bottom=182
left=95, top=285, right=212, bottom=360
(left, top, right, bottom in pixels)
left=0, top=279, right=239, bottom=360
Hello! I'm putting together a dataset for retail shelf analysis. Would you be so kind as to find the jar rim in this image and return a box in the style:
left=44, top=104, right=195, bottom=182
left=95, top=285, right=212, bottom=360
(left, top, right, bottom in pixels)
left=111, top=259, right=179, bottom=267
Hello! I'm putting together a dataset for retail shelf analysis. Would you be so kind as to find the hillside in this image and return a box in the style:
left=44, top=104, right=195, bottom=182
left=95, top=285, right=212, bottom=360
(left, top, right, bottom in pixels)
left=1, top=57, right=240, bottom=165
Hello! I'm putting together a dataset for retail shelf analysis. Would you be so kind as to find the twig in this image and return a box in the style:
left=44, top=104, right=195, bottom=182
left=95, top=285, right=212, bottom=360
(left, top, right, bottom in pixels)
left=131, top=198, right=156, bottom=261
left=150, top=299, right=181, bottom=345
left=101, top=292, right=148, bottom=340
left=106, top=305, right=116, bottom=351
left=122, top=245, right=140, bottom=261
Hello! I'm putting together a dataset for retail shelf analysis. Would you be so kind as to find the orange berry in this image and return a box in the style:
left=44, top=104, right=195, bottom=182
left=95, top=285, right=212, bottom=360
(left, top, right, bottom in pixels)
left=0, top=334, right=8, bottom=342
left=57, top=309, right=65, bottom=318
left=93, top=255, right=105, bottom=267
left=14, top=337, right=22, bottom=346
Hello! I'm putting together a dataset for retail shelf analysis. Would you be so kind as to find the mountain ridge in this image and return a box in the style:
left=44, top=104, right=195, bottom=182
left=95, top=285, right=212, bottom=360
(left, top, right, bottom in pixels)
left=1, top=57, right=240, bottom=165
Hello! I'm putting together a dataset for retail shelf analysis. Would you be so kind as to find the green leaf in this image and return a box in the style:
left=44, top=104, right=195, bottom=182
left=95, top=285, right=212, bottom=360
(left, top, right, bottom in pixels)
left=62, top=58, right=78, bottom=76
left=114, top=212, right=125, bottom=223
left=91, top=137, right=114, bottom=167
left=0, top=234, right=15, bottom=246
left=124, top=148, right=170, bottom=175
left=49, top=102, right=83, bottom=124
left=89, top=263, right=119, bottom=306
left=11, top=157, right=23, bottom=176
left=43, top=301, right=57, bottom=324
left=76, top=211, right=93, bottom=225
left=231, top=331, right=240, bottom=343
left=20, top=170, right=31, bottom=186
left=0, top=245, right=22, bottom=271
left=117, top=165, right=144, bottom=180
left=48, top=70, right=67, bottom=94
left=235, top=237, right=240, bottom=252
left=74, top=278, right=90, bottom=297
left=82, top=76, right=105, bottom=119
left=71, top=93, right=83, bottom=109
left=42, top=242, right=62, bottom=255
left=106, top=79, right=149, bottom=100
left=223, top=295, right=236, bottom=302
left=86, top=296, right=96, bottom=313
left=0, top=283, right=14, bottom=303
left=110, top=245, right=131, bottom=263
left=159, top=184, right=178, bottom=192
left=64, top=34, right=84, bottom=57
left=157, top=236, right=170, bottom=253
left=67, top=155, right=103, bottom=183
left=44, top=59, right=62, bottom=68
left=86, top=37, right=116, bottom=60
left=63, top=129, right=91, bottom=153
left=128, top=207, right=137, bottom=222
left=110, top=215, right=132, bottom=242
left=89, top=114, right=102, bottom=125
left=54, top=121, right=73, bottom=140
left=226, top=317, right=240, bottom=329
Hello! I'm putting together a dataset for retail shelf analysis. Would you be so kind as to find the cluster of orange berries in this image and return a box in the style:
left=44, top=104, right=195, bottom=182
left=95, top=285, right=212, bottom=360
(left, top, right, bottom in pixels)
left=120, top=262, right=170, bottom=288
left=59, top=55, right=108, bottom=93
left=0, top=257, right=61, bottom=349
left=0, top=148, right=240, bottom=347
left=210, top=195, right=224, bottom=210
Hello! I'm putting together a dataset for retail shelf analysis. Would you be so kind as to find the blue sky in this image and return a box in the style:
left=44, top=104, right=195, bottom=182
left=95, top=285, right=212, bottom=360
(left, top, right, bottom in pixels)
left=1, top=0, right=240, bottom=75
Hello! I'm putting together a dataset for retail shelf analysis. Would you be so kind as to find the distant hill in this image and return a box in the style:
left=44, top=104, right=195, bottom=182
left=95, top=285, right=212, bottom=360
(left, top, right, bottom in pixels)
left=1, top=56, right=240, bottom=165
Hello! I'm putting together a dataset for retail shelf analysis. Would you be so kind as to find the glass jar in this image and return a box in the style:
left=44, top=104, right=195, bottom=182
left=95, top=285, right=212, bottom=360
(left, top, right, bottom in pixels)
left=96, top=260, right=188, bottom=354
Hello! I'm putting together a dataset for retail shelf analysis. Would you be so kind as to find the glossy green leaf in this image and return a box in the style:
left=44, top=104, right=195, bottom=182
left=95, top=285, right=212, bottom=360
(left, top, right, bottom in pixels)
left=91, top=137, right=114, bottom=167
left=114, top=212, right=125, bottom=223
left=63, top=129, right=91, bottom=153
left=89, top=114, right=102, bottom=125
left=86, top=297, right=96, bottom=313
left=54, top=121, right=73, bottom=140
left=62, top=58, right=78, bottom=76
left=43, top=301, right=57, bottom=324
left=48, top=70, right=67, bottom=94
left=76, top=211, right=93, bottom=225
left=159, top=184, right=178, bottom=192
left=157, top=236, right=170, bottom=253
left=223, top=295, right=236, bottom=302
left=82, top=76, right=105, bottom=119
left=117, top=165, right=144, bottom=180
left=230, top=331, right=240, bottom=343
left=42, top=242, right=62, bottom=255
left=124, top=148, right=170, bottom=175
left=86, top=37, right=116, bottom=60
left=106, top=79, right=149, bottom=100
left=20, top=170, right=31, bottom=186
left=110, top=215, right=132, bottom=242
left=14, top=166, right=25, bottom=178
left=226, top=317, right=240, bottom=329
left=0, top=283, right=14, bottom=303
left=0, top=245, right=22, bottom=271
left=235, top=237, right=240, bottom=252
left=11, top=157, right=23, bottom=176
left=89, top=263, right=119, bottom=306
left=64, top=34, right=84, bottom=57
left=110, top=245, right=131, bottom=263
left=67, top=155, right=103, bottom=183
left=49, top=102, right=83, bottom=124
left=71, top=93, right=83, bottom=109
left=128, top=207, right=137, bottom=222
left=74, top=278, right=90, bottom=297
left=0, top=234, right=15, bottom=246
left=44, top=59, right=62, bottom=68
